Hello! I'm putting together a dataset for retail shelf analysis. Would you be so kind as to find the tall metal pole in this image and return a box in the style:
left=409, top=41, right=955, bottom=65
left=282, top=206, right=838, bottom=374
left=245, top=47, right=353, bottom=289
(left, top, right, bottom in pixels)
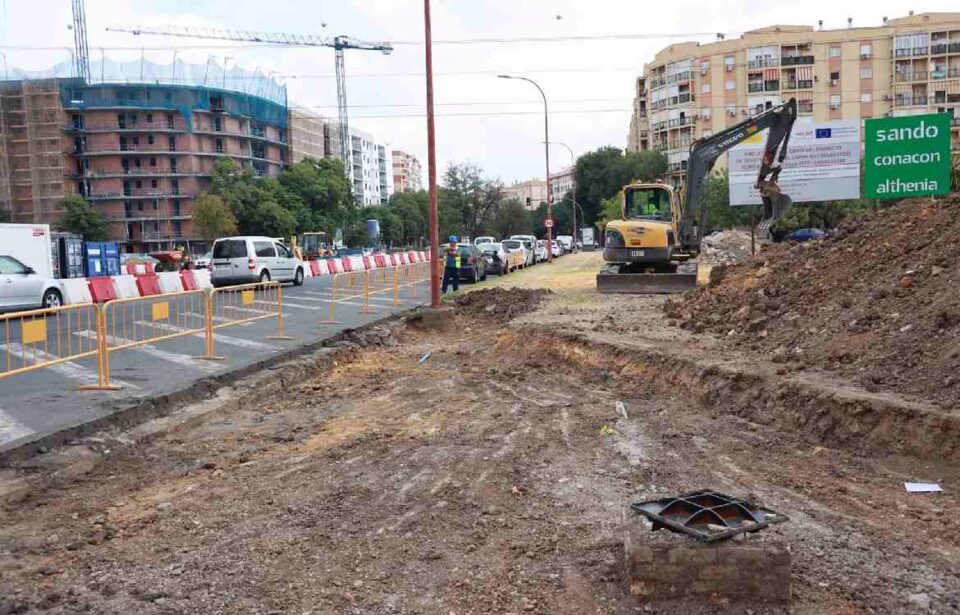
left=499, top=75, right=552, bottom=262
left=425, top=0, right=440, bottom=307
left=334, top=40, right=350, bottom=174
left=549, top=141, right=577, bottom=251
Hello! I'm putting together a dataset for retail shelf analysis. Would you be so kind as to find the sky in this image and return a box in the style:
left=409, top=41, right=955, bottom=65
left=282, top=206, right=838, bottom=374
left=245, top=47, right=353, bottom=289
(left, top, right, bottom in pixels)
left=2, top=1, right=959, bottom=184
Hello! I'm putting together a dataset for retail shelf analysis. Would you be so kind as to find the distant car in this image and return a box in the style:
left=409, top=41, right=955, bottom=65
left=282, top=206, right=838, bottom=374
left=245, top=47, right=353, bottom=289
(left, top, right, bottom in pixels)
left=786, top=228, right=827, bottom=242
left=194, top=251, right=212, bottom=269
left=535, top=240, right=549, bottom=262
left=551, top=240, right=563, bottom=258
left=510, top=235, right=540, bottom=265
left=210, top=236, right=305, bottom=287
left=500, top=239, right=530, bottom=269
left=477, top=242, right=512, bottom=276
left=442, top=243, right=487, bottom=283
left=556, top=235, right=574, bottom=253
left=0, top=255, right=63, bottom=312
left=473, top=236, right=496, bottom=246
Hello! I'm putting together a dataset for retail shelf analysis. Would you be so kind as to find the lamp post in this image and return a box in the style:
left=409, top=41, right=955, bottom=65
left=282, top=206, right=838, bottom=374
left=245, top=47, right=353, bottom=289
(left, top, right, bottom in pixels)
left=547, top=141, right=577, bottom=250
left=498, top=74, right=552, bottom=262
left=424, top=0, right=440, bottom=306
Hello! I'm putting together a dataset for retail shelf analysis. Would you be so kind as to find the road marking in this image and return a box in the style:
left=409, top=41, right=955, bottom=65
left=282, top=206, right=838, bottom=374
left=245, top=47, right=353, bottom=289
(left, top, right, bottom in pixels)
left=0, top=408, right=33, bottom=446
left=134, top=321, right=278, bottom=351
left=0, top=342, right=136, bottom=389
left=73, top=331, right=220, bottom=372
left=298, top=290, right=403, bottom=305
left=182, top=312, right=253, bottom=327
left=292, top=292, right=404, bottom=308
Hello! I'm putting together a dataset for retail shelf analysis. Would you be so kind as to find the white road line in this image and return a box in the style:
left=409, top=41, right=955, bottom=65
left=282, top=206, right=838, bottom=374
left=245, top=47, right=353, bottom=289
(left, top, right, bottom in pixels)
left=134, top=321, right=278, bottom=351
left=74, top=331, right=220, bottom=372
left=0, top=342, right=136, bottom=389
left=0, top=408, right=33, bottom=446
left=297, top=290, right=402, bottom=305
left=182, top=312, right=252, bottom=327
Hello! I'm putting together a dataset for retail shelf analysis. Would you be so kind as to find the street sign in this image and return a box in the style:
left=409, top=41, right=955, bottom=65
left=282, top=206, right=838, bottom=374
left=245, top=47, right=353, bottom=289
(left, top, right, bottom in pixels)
left=544, top=218, right=554, bottom=229
left=729, top=120, right=860, bottom=205
left=864, top=113, right=951, bottom=199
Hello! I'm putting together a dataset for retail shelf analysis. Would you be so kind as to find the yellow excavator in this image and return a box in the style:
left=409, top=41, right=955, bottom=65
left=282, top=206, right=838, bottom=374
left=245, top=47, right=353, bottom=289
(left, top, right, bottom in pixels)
left=597, top=98, right=798, bottom=294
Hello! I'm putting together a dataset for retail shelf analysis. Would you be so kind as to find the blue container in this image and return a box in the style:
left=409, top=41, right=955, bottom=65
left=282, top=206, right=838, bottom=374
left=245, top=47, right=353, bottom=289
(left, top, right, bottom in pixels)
left=366, top=219, right=381, bottom=247
left=102, top=242, right=121, bottom=276
left=84, top=242, right=106, bottom=277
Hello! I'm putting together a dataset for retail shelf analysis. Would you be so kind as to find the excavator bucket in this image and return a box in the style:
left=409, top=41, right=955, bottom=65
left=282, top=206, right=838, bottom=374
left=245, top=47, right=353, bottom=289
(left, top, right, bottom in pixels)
left=596, top=264, right=698, bottom=294
left=757, top=180, right=793, bottom=240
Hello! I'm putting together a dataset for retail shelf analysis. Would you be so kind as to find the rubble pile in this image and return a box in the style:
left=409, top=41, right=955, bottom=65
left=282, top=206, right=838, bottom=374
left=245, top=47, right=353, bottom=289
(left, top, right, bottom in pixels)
left=699, top=229, right=754, bottom=266
left=453, top=287, right=551, bottom=323
left=670, top=195, right=960, bottom=408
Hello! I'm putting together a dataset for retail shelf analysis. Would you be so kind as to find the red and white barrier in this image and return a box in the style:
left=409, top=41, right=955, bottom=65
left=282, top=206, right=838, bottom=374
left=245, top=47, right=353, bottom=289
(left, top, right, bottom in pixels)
left=112, top=275, right=140, bottom=298
left=157, top=271, right=185, bottom=294
left=61, top=278, right=93, bottom=305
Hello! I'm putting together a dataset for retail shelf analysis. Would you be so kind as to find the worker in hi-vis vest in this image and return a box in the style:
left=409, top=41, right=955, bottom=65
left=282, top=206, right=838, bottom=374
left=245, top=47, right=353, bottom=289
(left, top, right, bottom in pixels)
left=441, top=235, right=461, bottom=293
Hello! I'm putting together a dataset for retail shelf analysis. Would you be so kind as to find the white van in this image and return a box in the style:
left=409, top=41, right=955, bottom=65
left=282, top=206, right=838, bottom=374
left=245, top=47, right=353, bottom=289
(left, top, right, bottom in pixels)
left=210, top=236, right=305, bottom=287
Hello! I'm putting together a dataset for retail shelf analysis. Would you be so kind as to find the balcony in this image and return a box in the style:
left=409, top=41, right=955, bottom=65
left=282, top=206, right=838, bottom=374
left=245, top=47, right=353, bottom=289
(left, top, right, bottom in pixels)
left=747, top=58, right=780, bottom=69
left=895, top=71, right=927, bottom=83
left=667, top=71, right=692, bottom=84
left=799, top=101, right=814, bottom=114
left=914, top=47, right=930, bottom=56
left=932, top=43, right=948, bottom=55
left=764, top=81, right=780, bottom=92
left=89, top=190, right=184, bottom=201
left=748, top=82, right=764, bottom=93
left=952, top=117, right=960, bottom=127
left=781, top=55, right=814, bottom=66
left=784, top=80, right=814, bottom=90
left=678, top=93, right=692, bottom=104
left=950, top=43, right=960, bottom=53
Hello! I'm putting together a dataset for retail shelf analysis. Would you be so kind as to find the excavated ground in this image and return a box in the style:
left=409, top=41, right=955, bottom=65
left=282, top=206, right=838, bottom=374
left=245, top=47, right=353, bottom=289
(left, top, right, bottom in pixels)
left=0, top=280, right=957, bottom=614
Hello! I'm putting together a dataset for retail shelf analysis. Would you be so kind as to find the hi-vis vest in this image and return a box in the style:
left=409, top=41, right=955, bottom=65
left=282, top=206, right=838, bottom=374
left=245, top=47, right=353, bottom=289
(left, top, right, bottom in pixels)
left=443, top=247, right=461, bottom=268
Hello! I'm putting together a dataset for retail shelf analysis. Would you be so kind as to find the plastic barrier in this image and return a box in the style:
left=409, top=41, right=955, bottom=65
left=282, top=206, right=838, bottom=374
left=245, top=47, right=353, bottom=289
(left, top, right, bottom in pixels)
left=302, top=261, right=313, bottom=278
left=0, top=303, right=102, bottom=386
left=193, top=269, right=213, bottom=290
left=362, top=255, right=372, bottom=270
left=112, top=275, right=140, bottom=299
left=340, top=257, right=353, bottom=273
left=388, top=254, right=398, bottom=267
left=399, top=253, right=408, bottom=265
left=88, top=277, right=118, bottom=303
left=309, top=261, right=323, bottom=277
left=135, top=274, right=162, bottom=297
left=180, top=270, right=199, bottom=291
left=125, top=263, right=154, bottom=276
left=348, top=255, right=365, bottom=272
left=374, top=254, right=387, bottom=268
left=330, top=259, right=344, bottom=274
left=61, top=278, right=94, bottom=305
left=157, top=271, right=185, bottom=294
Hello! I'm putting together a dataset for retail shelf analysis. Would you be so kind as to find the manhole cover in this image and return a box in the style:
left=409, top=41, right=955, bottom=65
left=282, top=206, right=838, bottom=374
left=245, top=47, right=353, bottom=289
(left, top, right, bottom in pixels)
left=631, top=490, right=786, bottom=542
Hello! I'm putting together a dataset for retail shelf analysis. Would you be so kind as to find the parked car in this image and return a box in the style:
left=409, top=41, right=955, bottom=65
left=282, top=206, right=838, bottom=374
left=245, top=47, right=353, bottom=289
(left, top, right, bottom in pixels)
left=556, top=235, right=574, bottom=253
left=510, top=235, right=539, bottom=265
left=499, top=239, right=529, bottom=269
left=442, top=243, right=487, bottom=283
left=473, top=236, right=496, bottom=246
left=194, top=251, right=212, bottom=269
left=477, top=242, right=512, bottom=276
left=551, top=240, right=563, bottom=258
left=210, top=236, right=305, bottom=287
left=535, top=240, right=549, bottom=262
left=0, top=255, right=63, bottom=312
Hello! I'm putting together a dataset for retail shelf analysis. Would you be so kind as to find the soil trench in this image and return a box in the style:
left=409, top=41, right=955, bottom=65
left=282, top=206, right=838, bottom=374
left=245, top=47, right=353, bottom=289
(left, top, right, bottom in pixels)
left=0, top=286, right=957, bottom=614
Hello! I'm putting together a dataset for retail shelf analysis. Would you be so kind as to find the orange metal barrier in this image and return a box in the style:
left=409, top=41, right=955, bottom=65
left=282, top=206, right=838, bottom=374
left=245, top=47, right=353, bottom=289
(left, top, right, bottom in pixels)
left=207, top=281, right=290, bottom=358
left=0, top=303, right=101, bottom=388
left=319, top=270, right=372, bottom=324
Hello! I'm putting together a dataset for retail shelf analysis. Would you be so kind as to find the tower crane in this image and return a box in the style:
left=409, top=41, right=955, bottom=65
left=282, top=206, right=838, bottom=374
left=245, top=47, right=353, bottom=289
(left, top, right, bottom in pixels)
left=71, top=0, right=91, bottom=81
left=106, top=24, right=393, bottom=184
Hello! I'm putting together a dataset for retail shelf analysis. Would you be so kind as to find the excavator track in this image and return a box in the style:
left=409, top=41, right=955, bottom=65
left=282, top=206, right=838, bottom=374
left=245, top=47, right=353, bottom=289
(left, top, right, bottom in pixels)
left=596, top=263, right=698, bottom=294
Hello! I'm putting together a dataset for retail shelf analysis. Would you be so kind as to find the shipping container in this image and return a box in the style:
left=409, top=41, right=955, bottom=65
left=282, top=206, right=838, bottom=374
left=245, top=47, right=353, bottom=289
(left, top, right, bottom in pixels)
left=52, top=232, right=85, bottom=279
left=84, top=242, right=106, bottom=277
left=0, top=223, right=54, bottom=278
left=102, top=242, right=121, bottom=276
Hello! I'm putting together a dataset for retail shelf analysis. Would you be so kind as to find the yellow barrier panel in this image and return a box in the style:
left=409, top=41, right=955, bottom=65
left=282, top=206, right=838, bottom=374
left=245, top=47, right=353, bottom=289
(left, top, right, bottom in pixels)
left=0, top=303, right=101, bottom=389
left=207, top=281, right=290, bottom=358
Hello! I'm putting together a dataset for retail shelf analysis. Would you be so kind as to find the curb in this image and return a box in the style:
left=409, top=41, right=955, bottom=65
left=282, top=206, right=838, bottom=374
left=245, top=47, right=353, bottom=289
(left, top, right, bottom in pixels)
left=0, top=307, right=422, bottom=467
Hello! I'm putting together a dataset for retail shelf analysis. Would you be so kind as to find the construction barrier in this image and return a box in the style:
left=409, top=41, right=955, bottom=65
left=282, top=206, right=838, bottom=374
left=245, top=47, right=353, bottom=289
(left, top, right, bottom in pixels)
left=207, top=281, right=290, bottom=358
left=0, top=303, right=101, bottom=384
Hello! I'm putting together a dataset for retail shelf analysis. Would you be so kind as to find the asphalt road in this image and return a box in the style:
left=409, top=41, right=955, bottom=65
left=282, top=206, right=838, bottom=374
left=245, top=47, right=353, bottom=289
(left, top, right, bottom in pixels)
left=0, top=271, right=429, bottom=454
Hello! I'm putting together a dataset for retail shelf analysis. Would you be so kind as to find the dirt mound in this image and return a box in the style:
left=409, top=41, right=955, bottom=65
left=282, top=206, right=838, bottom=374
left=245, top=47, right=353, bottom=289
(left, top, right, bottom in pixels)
left=700, top=229, right=753, bottom=266
left=453, top=287, right=551, bottom=322
left=670, top=195, right=960, bottom=408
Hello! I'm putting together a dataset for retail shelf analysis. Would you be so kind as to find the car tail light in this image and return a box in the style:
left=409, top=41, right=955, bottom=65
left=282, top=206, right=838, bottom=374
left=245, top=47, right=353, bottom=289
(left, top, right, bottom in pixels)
left=248, top=258, right=257, bottom=270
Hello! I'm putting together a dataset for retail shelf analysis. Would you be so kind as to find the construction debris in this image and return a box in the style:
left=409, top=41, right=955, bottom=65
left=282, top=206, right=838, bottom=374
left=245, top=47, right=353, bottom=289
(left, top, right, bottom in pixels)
left=699, top=229, right=753, bottom=266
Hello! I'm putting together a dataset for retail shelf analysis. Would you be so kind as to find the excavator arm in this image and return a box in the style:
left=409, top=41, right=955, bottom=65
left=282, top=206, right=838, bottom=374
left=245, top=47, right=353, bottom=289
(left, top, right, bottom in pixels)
left=678, top=98, right=797, bottom=252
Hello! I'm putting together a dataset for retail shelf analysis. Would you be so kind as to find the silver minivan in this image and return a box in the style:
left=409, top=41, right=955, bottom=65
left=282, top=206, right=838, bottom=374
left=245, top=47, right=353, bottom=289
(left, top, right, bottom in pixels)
left=210, top=236, right=305, bottom=287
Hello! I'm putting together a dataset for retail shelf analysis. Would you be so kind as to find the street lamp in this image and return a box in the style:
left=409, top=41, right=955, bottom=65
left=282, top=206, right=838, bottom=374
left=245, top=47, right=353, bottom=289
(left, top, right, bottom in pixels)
left=546, top=140, right=577, bottom=250
left=498, top=74, right=553, bottom=262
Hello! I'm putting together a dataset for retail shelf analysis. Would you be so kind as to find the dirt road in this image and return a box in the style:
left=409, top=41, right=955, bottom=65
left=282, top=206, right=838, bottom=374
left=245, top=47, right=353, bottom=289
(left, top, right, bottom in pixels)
left=1, top=252, right=957, bottom=614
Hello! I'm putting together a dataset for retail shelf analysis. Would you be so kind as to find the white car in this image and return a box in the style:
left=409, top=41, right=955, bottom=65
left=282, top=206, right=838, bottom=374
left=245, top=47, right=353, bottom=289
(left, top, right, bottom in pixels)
left=194, top=251, right=212, bottom=269
left=551, top=241, right=563, bottom=258
left=510, top=235, right=540, bottom=264
left=473, top=236, right=496, bottom=246
left=210, top=236, right=305, bottom=287
left=500, top=239, right=531, bottom=268
left=556, top=235, right=574, bottom=253
left=0, top=255, right=63, bottom=312
left=535, top=240, right=549, bottom=262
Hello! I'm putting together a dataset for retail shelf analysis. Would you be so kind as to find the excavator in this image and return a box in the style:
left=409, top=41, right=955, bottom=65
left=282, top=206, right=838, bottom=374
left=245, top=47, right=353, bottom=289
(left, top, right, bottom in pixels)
left=597, top=98, right=797, bottom=294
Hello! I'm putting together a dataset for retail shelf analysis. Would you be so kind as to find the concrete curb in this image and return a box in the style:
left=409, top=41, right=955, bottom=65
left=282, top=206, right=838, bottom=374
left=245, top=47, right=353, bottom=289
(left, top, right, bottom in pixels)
left=0, top=307, right=422, bottom=467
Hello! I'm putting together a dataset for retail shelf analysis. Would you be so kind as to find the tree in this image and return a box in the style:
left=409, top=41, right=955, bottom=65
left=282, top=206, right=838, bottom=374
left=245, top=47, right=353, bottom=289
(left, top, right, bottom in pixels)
left=701, top=170, right=752, bottom=231
left=489, top=198, right=532, bottom=239
left=58, top=194, right=108, bottom=240
left=574, top=147, right=668, bottom=228
left=248, top=200, right=297, bottom=238
left=594, top=195, right=623, bottom=233
left=192, top=193, right=237, bottom=240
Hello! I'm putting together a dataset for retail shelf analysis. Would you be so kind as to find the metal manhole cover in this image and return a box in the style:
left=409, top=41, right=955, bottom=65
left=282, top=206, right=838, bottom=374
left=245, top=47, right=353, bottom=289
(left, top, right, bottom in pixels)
left=630, top=490, right=786, bottom=542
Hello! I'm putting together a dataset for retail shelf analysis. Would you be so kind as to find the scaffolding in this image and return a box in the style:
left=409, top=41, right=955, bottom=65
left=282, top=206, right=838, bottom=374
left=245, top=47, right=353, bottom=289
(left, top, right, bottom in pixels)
left=0, top=80, right=65, bottom=223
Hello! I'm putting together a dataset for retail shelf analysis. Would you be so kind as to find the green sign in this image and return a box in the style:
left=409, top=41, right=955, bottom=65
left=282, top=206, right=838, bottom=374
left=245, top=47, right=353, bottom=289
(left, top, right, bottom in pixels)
left=864, top=113, right=951, bottom=199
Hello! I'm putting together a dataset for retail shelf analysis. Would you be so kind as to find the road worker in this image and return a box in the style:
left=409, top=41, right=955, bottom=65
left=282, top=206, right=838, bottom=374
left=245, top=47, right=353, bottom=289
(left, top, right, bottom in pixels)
left=441, top=235, right=461, bottom=293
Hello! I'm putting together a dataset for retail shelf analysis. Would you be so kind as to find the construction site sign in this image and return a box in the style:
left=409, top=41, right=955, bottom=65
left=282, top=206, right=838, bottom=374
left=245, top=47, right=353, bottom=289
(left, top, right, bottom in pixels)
left=864, top=114, right=952, bottom=199
left=728, top=120, right=861, bottom=205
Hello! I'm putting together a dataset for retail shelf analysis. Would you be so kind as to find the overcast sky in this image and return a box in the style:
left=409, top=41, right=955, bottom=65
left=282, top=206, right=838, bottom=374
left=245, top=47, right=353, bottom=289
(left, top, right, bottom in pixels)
left=2, top=1, right=958, bottom=184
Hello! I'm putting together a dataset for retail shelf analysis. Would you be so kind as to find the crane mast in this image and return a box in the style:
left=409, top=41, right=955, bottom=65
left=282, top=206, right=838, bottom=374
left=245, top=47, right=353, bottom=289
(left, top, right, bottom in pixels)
left=106, top=24, right=393, bottom=191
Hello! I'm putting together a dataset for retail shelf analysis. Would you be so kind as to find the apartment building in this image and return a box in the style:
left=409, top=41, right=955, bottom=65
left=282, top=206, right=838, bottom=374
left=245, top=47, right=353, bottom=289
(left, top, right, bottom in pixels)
left=288, top=107, right=327, bottom=163
left=626, top=12, right=960, bottom=185
left=392, top=150, right=423, bottom=193
left=503, top=178, right=548, bottom=210
left=349, top=128, right=392, bottom=206
left=0, top=71, right=288, bottom=252
left=548, top=166, right=574, bottom=203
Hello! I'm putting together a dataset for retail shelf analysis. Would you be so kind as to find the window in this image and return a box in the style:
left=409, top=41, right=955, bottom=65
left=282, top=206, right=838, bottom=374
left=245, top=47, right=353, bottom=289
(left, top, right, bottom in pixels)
left=117, top=113, right=126, bottom=129
left=151, top=179, right=158, bottom=189
left=275, top=243, right=293, bottom=258
left=861, top=92, right=872, bottom=103
left=132, top=136, right=139, bottom=146
left=701, top=83, right=711, bottom=94
left=725, top=79, right=736, bottom=90
left=130, top=113, right=138, bottom=125
left=860, top=68, right=873, bottom=79
left=700, top=60, right=710, bottom=74
left=172, top=199, right=181, bottom=216
left=830, top=71, right=840, bottom=85
left=146, top=113, right=153, bottom=123
left=173, top=221, right=182, bottom=236
left=149, top=157, right=157, bottom=167
left=168, top=136, right=176, bottom=151
left=724, top=56, right=734, bottom=72
left=166, top=113, right=174, bottom=129
left=135, top=180, right=142, bottom=189
left=137, top=202, right=144, bottom=211
left=169, top=158, right=177, bottom=172
left=828, top=47, right=841, bottom=58
left=171, top=179, right=180, bottom=195
left=254, top=242, right=276, bottom=258
left=214, top=239, right=248, bottom=259
left=726, top=104, right=737, bottom=116
left=830, top=94, right=841, bottom=110
left=147, top=134, right=154, bottom=145
left=215, top=138, right=224, bottom=154
left=133, top=158, right=141, bottom=168
left=152, top=200, right=158, bottom=210
left=701, top=107, right=712, bottom=119
left=860, top=44, right=872, bottom=59
left=624, top=188, right=673, bottom=222
left=214, top=117, right=222, bottom=132
left=0, top=255, right=28, bottom=275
